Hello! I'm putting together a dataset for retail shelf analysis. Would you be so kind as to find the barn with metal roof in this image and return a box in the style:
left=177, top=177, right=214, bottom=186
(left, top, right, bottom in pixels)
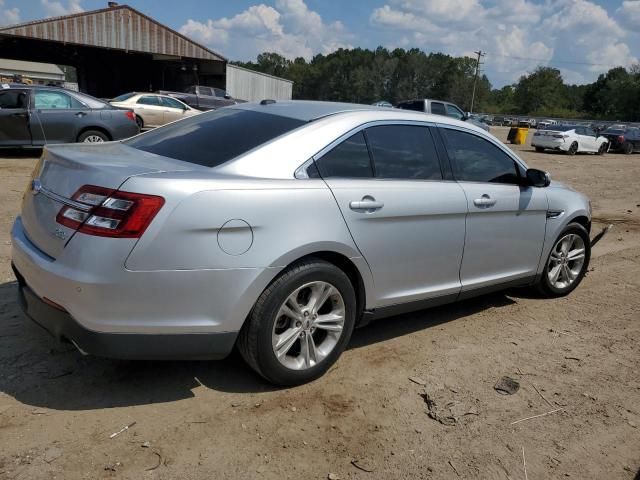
left=0, top=3, right=227, bottom=98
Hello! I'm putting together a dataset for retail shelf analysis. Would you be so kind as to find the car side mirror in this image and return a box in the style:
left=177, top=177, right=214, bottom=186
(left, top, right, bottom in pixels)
left=526, top=168, right=551, bottom=188
left=463, top=112, right=470, bottom=120
left=224, top=93, right=231, bottom=99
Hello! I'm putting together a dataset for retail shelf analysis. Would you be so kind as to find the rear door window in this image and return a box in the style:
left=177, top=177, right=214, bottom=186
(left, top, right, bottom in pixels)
left=126, top=108, right=304, bottom=168
left=315, top=131, right=373, bottom=178
left=366, top=125, right=442, bottom=180
left=431, top=102, right=446, bottom=115
left=441, top=128, right=520, bottom=184
left=137, top=96, right=162, bottom=106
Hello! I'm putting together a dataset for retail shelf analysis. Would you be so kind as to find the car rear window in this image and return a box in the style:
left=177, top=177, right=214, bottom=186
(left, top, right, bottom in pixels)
left=125, top=108, right=305, bottom=167
left=603, top=129, right=625, bottom=135
left=397, top=101, right=425, bottom=112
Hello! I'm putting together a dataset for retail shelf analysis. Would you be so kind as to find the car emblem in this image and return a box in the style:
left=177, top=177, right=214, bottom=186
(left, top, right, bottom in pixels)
left=31, top=179, right=42, bottom=195
left=54, top=228, right=67, bottom=240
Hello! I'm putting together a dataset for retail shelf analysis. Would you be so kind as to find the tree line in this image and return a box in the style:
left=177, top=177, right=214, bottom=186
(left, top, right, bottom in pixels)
left=234, top=48, right=640, bottom=121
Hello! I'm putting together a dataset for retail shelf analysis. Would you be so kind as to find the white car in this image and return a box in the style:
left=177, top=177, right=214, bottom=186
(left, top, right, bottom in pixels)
left=532, top=125, right=608, bottom=155
left=536, top=119, right=557, bottom=130
left=110, top=92, right=200, bottom=129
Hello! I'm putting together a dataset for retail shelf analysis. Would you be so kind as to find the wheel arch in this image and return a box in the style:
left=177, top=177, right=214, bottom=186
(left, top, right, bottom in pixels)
left=568, top=214, right=591, bottom=233
left=76, top=126, right=112, bottom=142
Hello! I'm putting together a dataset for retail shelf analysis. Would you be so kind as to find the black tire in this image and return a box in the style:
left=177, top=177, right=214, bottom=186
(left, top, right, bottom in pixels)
left=135, top=115, right=144, bottom=129
left=77, top=130, right=109, bottom=143
left=536, top=223, right=591, bottom=298
left=535, top=147, right=545, bottom=152
left=567, top=142, right=578, bottom=156
left=622, top=142, right=633, bottom=154
left=597, top=142, right=607, bottom=155
left=237, top=258, right=357, bottom=386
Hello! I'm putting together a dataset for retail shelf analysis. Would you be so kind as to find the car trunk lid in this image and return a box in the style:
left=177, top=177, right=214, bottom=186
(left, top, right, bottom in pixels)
left=21, top=142, right=190, bottom=259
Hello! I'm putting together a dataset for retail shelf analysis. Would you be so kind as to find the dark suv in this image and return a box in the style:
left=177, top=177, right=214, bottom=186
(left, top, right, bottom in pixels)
left=0, top=84, right=139, bottom=148
left=600, top=126, right=640, bottom=154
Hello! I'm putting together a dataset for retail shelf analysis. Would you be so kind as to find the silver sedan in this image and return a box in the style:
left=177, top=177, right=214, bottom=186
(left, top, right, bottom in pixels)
left=12, top=101, right=592, bottom=385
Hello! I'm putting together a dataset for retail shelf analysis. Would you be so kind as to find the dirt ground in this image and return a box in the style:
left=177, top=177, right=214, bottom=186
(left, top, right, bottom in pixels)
left=0, top=127, right=639, bottom=480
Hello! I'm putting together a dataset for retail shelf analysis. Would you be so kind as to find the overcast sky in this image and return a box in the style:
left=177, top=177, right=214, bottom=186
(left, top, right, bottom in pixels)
left=2, top=0, right=639, bottom=88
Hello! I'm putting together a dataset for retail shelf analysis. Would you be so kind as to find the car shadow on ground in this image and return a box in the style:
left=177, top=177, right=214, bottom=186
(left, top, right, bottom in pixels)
left=0, top=280, right=516, bottom=410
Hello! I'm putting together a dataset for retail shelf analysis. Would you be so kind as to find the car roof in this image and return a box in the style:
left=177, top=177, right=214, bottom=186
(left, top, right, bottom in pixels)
left=228, top=100, right=475, bottom=125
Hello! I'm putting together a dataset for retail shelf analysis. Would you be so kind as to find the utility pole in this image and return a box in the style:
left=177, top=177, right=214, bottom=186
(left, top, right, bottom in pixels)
left=470, top=50, right=485, bottom=114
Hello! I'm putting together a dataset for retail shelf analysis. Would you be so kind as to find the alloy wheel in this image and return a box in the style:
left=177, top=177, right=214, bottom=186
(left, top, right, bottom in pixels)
left=547, top=233, right=586, bottom=289
left=271, top=281, right=345, bottom=370
left=83, top=135, right=105, bottom=143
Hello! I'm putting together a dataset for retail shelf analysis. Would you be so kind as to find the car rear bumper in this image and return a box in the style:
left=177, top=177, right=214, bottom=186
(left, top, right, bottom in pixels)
left=531, top=138, right=569, bottom=150
left=11, top=216, right=276, bottom=346
left=13, top=268, right=236, bottom=359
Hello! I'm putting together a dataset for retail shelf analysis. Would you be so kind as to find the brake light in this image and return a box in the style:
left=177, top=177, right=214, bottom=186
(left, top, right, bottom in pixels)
left=552, top=134, right=568, bottom=138
left=617, top=135, right=624, bottom=142
left=56, top=185, right=164, bottom=238
left=125, top=110, right=136, bottom=122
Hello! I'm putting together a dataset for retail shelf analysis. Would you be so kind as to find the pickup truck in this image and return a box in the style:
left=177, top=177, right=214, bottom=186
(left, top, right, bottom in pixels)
left=156, top=85, right=237, bottom=111
left=396, top=98, right=490, bottom=132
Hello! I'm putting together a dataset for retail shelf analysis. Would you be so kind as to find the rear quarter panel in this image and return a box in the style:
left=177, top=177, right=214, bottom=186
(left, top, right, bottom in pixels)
left=122, top=175, right=372, bottom=292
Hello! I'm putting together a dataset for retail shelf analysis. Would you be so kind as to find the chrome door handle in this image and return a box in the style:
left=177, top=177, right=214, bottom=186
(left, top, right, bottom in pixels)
left=349, top=196, right=384, bottom=212
left=473, top=194, right=496, bottom=207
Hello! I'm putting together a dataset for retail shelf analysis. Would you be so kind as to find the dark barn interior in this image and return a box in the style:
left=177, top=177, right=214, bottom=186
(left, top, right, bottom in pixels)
left=0, top=4, right=226, bottom=99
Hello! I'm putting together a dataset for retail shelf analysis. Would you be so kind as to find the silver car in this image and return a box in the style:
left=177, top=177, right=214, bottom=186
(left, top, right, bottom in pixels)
left=11, top=101, right=592, bottom=385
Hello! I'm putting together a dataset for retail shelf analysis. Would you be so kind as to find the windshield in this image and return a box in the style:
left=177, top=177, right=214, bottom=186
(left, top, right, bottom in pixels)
left=111, top=92, right=137, bottom=102
left=125, top=108, right=305, bottom=168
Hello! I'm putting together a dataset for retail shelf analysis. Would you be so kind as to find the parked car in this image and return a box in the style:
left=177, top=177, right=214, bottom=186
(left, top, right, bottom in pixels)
left=531, top=125, right=609, bottom=155
left=0, top=84, right=139, bottom=147
left=157, top=85, right=237, bottom=111
left=537, top=119, right=558, bottom=130
left=110, top=92, right=201, bottom=129
left=600, top=126, right=640, bottom=154
left=372, top=100, right=393, bottom=107
left=12, top=101, right=592, bottom=386
left=397, top=98, right=490, bottom=132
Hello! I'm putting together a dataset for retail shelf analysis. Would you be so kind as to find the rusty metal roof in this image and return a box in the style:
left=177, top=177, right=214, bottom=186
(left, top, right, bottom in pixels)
left=0, top=5, right=226, bottom=62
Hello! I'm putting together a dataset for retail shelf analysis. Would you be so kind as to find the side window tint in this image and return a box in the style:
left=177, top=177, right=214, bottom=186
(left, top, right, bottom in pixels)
left=34, top=91, right=82, bottom=109
left=137, top=96, right=161, bottom=106
left=366, top=125, right=442, bottom=180
left=431, top=102, right=446, bottom=115
left=446, top=104, right=464, bottom=120
left=161, top=97, right=185, bottom=109
left=316, top=131, right=373, bottom=178
left=0, top=90, right=28, bottom=108
left=441, top=128, right=520, bottom=184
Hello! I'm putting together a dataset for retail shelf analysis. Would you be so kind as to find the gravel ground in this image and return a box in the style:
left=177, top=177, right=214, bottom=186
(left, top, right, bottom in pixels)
left=0, top=127, right=639, bottom=480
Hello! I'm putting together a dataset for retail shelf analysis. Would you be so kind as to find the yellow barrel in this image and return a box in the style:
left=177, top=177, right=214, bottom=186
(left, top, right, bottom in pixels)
left=514, top=127, right=529, bottom=145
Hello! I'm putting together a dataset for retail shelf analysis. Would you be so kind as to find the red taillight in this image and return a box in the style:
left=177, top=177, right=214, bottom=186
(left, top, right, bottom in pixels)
left=617, top=135, right=624, bottom=142
left=56, top=185, right=164, bottom=238
left=125, top=110, right=136, bottom=122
